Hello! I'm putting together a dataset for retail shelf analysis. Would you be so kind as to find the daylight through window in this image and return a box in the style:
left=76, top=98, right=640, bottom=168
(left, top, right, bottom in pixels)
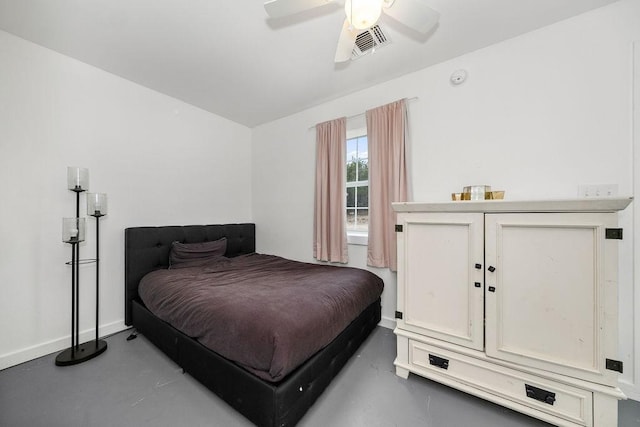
left=346, top=135, right=368, bottom=232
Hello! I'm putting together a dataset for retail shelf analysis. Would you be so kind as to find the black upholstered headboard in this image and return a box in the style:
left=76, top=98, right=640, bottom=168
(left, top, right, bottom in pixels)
left=124, top=223, right=256, bottom=325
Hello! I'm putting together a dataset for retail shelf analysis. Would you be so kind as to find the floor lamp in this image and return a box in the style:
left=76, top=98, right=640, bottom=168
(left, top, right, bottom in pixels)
left=55, top=167, right=108, bottom=366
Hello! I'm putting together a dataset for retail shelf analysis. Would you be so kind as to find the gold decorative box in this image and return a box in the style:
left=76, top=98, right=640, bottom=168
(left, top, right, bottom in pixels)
left=452, top=187, right=505, bottom=201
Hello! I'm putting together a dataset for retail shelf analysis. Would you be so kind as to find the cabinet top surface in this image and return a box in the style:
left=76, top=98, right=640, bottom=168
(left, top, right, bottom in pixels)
left=392, top=197, right=633, bottom=213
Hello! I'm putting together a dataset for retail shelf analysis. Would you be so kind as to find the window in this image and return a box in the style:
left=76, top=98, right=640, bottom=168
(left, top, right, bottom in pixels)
left=346, top=133, right=368, bottom=241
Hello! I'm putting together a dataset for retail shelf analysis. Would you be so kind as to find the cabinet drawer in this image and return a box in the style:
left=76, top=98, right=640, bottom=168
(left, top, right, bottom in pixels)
left=409, top=340, right=593, bottom=426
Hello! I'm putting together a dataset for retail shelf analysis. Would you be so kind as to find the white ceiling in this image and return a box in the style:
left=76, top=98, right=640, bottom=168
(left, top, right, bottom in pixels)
left=0, top=0, right=620, bottom=127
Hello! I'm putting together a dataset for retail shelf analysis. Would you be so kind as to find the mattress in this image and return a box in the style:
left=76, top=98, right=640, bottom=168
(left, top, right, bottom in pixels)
left=138, top=253, right=383, bottom=382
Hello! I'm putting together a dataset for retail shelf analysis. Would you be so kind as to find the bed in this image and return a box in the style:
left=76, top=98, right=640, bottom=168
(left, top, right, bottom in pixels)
left=124, top=223, right=382, bottom=426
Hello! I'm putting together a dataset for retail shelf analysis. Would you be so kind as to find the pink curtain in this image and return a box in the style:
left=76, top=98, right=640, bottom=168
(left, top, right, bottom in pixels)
left=366, top=99, right=408, bottom=271
left=313, top=117, right=348, bottom=263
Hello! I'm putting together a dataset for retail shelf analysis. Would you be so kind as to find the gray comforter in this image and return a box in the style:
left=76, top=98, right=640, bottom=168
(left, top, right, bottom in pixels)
left=138, top=253, right=383, bottom=382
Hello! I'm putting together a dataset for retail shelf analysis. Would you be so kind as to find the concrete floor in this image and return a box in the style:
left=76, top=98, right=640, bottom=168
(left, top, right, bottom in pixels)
left=1, top=327, right=639, bottom=427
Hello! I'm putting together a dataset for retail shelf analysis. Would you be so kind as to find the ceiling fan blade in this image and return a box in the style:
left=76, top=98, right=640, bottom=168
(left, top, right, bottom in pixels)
left=335, top=19, right=357, bottom=63
left=382, top=0, right=439, bottom=34
left=264, top=0, right=338, bottom=19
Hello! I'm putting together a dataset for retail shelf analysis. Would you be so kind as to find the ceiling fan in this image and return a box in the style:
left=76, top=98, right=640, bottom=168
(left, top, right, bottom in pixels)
left=264, top=0, right=440, bottom=63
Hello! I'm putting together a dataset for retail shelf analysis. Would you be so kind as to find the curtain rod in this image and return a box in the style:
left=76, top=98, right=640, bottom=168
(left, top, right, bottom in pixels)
left=308, top=97, right=418, bottom=131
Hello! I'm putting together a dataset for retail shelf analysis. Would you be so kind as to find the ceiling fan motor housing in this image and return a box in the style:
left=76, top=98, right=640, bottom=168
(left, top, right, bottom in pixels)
left=345, top=0, right=384, bottom=30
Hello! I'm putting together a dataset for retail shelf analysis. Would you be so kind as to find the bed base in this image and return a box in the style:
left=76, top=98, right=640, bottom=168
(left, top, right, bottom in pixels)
left=132, top=297, right=380, bottom=427
left=125, top=224, right=381, bottom=426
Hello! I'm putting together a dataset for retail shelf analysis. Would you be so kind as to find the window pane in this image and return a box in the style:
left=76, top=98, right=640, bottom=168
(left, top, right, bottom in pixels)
left=346, top=161, right=356, bottom=182
left=356, top=136, right=368, bottom=181
left=346, top=209, right=356, bottom=228
left=346, top=187, right=355, bottom=208
left=357, top=136, right=368, bottom=160
left=355, top=208, right=368, bottom=230
left=347, top=139, right=358, bottom=162
left=358, top=159, right=368, bottom=181
left=346, top=135, right=369, bottom=232
left=357, top=185, right=368, bottom=207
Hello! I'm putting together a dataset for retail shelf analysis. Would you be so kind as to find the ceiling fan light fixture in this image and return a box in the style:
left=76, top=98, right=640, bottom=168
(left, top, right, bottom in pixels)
left=345, top=0, right=383, bottom=30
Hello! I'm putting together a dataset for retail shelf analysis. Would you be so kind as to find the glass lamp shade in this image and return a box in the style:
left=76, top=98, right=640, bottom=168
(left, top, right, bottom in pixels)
left=87, top=193, right=108, bottom=217
left=67, top=167, right=89, bottom=192
left=62, top=217, right=86, bottom=243
left=345, top=0, right=383, bottom=30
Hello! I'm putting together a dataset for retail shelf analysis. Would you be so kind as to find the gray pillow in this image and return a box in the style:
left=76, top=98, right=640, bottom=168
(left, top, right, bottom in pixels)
left=169, top=237, right=227, bottom=268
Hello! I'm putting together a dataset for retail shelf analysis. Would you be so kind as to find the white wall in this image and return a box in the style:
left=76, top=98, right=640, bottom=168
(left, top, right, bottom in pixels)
left=0, top=30, right=252, bottom=369
left=252, top=0, right=640, bottom=397
left=631, top=39, right=640, bottom=401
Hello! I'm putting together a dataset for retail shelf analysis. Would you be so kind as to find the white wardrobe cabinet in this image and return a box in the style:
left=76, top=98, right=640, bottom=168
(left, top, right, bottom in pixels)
left=393, top=199, right=632, bottom=427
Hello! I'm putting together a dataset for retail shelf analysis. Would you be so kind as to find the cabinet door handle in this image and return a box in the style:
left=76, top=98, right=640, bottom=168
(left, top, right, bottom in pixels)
left=474, top=282, right=481, bottom=288
left=475, top=263, right=482, bottom=269
left=488, top=266, right=496, bottom=272
left=488, top=286, right=496, bottom=292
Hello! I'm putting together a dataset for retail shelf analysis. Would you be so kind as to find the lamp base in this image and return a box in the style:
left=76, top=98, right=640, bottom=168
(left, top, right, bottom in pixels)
left=55, top=339, right=107, bottom=366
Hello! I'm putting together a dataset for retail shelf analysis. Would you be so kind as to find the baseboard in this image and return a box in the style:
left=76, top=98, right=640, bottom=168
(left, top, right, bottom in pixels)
left=378, top=315, right=396, bottom=330
left=0, top=320, right=126, bottom=371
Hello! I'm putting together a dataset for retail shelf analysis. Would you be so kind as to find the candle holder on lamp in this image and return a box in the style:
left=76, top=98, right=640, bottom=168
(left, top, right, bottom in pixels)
left=87, top=193, right=107, bottom=347
left=55, top=168, right=107, bottom=366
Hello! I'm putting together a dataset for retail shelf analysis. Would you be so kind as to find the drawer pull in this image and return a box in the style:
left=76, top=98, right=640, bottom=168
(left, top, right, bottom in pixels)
left=429, top=354, right=449, bottom=370
left=525, top=384, right=556, bottom=406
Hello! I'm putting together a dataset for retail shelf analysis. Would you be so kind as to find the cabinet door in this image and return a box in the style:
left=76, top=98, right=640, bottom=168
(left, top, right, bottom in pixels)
left=485, top=213, right=619, bottom=386
left=397, top=212, right=484, bottom=350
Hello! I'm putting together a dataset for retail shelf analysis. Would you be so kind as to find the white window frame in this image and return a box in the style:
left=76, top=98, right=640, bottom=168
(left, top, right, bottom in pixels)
left=346, top=127, right=369, bottom=245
